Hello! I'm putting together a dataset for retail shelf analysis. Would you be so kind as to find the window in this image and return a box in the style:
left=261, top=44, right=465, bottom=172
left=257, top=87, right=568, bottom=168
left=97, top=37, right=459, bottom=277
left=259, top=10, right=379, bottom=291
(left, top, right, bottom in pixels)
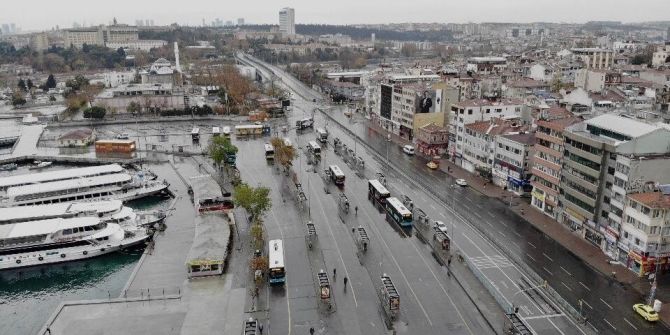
left=650, top=226, right=659, bottom=235
left=495, top=108, right=502, bottom=113
left=468, top=109, right=473, bottom=115
left=608, top=167, right=615, bottom=175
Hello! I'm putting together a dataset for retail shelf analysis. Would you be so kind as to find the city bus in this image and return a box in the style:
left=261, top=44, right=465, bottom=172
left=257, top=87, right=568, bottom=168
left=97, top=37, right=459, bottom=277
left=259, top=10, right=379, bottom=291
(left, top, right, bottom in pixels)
left=212, top=126, right=221, bottom=137
left=268, top=239, right=286, bottom=285
left=264, top=143, right=275, bottom=160
left=222, top=126, right=231, bottom=138
left=308, top=141, right=321, bottom=157
left=385, top=197, right=413, bottom=227
left=328, top=165, right=345, bottom=186
left=235, top=124, right=264, bottom=136
left=368, top=179, right=391, bottom=206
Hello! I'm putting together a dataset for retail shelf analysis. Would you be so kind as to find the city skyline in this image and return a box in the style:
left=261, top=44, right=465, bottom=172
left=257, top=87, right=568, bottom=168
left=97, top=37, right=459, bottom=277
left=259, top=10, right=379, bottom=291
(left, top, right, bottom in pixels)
left=2, top=0, right=669, bottom=31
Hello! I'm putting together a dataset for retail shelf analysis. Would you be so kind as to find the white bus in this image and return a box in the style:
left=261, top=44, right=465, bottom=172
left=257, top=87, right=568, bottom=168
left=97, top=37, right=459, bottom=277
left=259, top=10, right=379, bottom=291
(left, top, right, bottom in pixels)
left=264, top=143, right=275, bottom=160
left=328, top=165, right=345, bottom=186
left=316, top=128, right=328, bottom=143
left=212, top=127, right=221, bottom=137
left=385, top=197, right=413, bottom=227
left=308, top=141, right=321, bottom=156
left=268, top=239, right=286, bottom=285
left=222, top=126, right=231, bottom=138
left=368, top=179, right=391, bottom=206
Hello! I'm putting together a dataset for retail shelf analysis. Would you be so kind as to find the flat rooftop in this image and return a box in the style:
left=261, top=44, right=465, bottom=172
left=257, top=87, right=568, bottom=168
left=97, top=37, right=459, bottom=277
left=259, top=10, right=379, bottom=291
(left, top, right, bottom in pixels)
left=585, top=114, right=660, bottom=139
left=0, top=164, right=123, bottom=190
left=6, top=173, right=131, bottom=198
left=0, top=200, right=122, bottom=223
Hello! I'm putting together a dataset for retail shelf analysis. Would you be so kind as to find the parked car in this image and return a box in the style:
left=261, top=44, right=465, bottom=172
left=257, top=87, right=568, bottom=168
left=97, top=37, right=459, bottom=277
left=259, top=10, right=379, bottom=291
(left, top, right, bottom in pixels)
left=633, top=303, right=659, bottom=322
left=402, top=145, right=415, bottom=155
left=455, top=179, right=468, bottom=187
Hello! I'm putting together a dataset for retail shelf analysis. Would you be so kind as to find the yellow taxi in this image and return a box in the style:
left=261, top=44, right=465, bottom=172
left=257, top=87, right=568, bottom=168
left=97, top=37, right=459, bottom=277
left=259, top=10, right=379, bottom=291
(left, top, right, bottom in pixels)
left=633, top=303, right=659, bottom=322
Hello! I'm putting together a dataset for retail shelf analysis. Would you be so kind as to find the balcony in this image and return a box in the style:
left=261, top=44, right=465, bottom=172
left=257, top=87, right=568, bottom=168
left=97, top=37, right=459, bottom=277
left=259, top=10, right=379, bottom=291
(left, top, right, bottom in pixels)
left=561, top=183, right=598, bottom=208
left=531, top=180, right=559, bottom=197
left=562, top=196, right=596, bottom=221
left=535, top=131, right=562, bottom=146
left=565, top=145, right=602, bottom=164
left=531, top=154, right=561, bottom=172
left=564, top=157, right=601, bottom=179
left=561, top=170, right=599, bottom=193
left=534, top=143, right=563, bottom=161
left=532, top=167, right=560, bottom=187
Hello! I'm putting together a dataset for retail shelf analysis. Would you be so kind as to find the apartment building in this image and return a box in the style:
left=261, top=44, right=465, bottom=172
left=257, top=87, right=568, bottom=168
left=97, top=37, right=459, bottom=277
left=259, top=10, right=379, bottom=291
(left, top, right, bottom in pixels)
left=493, top=132, right=535, bottom=195
left=65, top=25, right=138, bottom=48
left=571, top=48, right=613, bottom=69
left=279, top=7, right=295, bottom=36
left=94, top=83, right=186, bottom=113
left=449, top=98, right=523, bottom=162
left=560, top=114, right=670, bottom=248
left=620, top=188, right=670, bottom=276
left=466, top=57, right=507, bottom=75
left=530, top=111, right=582, bottom=220
left=460, top=117, right=526, bottom=176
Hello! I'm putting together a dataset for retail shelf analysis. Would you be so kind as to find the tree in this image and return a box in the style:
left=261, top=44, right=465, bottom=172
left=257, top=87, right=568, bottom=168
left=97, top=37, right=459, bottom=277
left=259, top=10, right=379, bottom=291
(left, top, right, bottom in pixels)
left=49, top=95, right=56, bottom=102
left=116, top=47, right=126, bottom=57
left=83, top=106, right=106, bottom=119
left=66, top=75, right=90, bottom=91
left=26, top=79, right=34, bottom=90
left=127, top=101, right=141, bottom=115
left=270, top=137, right=296, bottom=172
left=233, top=183, right=272, bottom=224
left=11, top=91, right=26, bottom=106
left=45, top=74, right=57, bottom=89
left=17, top=79, right=27, bottom=92
left=208, top=136, right=238, bottom=167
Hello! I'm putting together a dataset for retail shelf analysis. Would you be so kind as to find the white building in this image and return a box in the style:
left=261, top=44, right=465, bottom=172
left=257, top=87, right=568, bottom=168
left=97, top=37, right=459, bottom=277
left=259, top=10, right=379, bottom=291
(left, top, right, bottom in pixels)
left=571, top=48, right=613, bottom=70
left=279, top=7, right=295, bottom=36
left=652, top=44, right=670, bottom=68
left=102, top=71, right=136, bottom=88
left=493, top=133, right=535, bottom=194
left=106, top=39, right=167, bottom=51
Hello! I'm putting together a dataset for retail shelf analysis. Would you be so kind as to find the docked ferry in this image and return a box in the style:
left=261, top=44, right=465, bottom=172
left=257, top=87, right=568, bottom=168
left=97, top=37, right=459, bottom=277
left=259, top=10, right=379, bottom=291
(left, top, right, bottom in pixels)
left=0, top=200, right=166, bottom=228
left=0, top=217, right=150, bottom=270
left=0, top=164, right=169, bottom=207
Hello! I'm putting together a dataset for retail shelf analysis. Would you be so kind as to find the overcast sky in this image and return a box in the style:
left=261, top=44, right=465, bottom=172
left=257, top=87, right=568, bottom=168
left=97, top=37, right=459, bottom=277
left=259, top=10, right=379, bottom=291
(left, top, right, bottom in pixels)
left=3, top=0, right=669, bottom=31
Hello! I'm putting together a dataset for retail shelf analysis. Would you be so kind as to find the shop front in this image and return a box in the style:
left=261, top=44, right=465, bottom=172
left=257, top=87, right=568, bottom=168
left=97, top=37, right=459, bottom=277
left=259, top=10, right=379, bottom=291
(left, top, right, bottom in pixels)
left=603, top=226, right=619, bottom=259
left=583, top=220, right=603, bottom=246
left=507, top=175, right=532, bottom=195
left=562, top=207, right=585, bottom=234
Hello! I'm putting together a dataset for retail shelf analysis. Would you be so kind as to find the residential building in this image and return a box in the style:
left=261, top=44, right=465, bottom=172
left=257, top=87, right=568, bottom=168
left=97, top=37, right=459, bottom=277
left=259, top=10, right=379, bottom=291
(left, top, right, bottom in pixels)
left=505, top=79, right=550, bottom=99
left=493, top=132, right=535, bottom=195
left=466, top=57, right=507, bottom=75
left=574, top=69, right=622, bottom=93
left=278, top=7, right=295, bottom=36
left=560, top=114, right=670, bottom=249
left=460, top=117, right=526, bottom=177
left=102, top=71, right=136, bottom=88
left=449, top=98, right=523, bottom=162
left=620, top=188, right=670, bottom=276
left=64, top=25, right=139, bottom=48
left=237, top=18, right=245, bottom=26
left=106, top=39, right=167, bottom=51
left=29, top=32, right=50, bottom=51
left=651, top=44, right=670, bottom=68
left=571, top=48, right=613, bottom=69
left=531, top=110, right=582, bottom=220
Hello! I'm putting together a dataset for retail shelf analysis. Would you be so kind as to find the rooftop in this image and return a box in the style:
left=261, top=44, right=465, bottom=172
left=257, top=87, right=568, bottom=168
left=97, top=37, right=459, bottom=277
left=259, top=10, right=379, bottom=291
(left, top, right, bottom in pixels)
left=455, top=98, right=524, bottom=108
left=502, top=132, right=536, bottom=146
left=628, top=192, right=670, bottom=209
left=0, top=164, right=123, bottom=190
left=58, top=129, right=94, bottom=141
left=6, top=173, right=132, bottom=198
left=585, top=114, right=660, bottom=139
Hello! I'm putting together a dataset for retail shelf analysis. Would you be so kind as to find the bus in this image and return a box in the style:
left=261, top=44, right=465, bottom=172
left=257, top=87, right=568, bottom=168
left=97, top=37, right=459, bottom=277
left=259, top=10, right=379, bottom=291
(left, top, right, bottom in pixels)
left=328, top=165, right=345, bottom=186
left=235, top=124, right=264, bottom=136
left=264, top=143, right=275, bottom=160
left=316, top=128, right=328, bottom=143
left=368, top=179, right=391, bottom=206
left=385, top=197, right=413, bottom=227
left=268, top=239, right=286, bottom=285
left=212, top=127, right=221, bottom=137
left=222, top=126, right=231, bottom=138
left=308, top=141, right=321, bottom=156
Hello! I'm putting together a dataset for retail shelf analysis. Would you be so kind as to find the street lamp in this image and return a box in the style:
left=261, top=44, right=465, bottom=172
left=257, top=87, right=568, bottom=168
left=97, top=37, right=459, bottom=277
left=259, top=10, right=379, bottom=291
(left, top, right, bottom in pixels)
left=510, top=280, right=548, bottom=313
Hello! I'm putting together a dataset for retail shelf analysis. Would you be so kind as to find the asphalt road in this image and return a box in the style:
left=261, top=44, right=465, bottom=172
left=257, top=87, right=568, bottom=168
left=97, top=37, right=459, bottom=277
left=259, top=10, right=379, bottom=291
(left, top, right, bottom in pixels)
left=239, top=53, right=670, bottom=335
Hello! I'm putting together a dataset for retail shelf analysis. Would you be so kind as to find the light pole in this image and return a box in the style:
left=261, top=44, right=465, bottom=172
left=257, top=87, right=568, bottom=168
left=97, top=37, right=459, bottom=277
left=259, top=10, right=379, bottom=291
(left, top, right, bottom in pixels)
left=510, top=280, right=548, bottom=313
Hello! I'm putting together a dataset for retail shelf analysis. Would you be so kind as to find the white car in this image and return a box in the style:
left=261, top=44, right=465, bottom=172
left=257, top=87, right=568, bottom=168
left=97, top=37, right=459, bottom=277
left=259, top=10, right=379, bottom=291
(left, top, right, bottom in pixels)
left=403, top=145, right=415, bottom=155
left=434, top=221, right=448, bottom=234
left=455, top=179, right=468, bottom=187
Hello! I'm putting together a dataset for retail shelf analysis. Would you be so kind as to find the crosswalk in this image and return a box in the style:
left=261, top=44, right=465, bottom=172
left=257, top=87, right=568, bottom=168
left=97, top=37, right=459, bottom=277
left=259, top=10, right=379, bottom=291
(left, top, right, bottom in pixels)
left=469, top=255, right=514, bottom=270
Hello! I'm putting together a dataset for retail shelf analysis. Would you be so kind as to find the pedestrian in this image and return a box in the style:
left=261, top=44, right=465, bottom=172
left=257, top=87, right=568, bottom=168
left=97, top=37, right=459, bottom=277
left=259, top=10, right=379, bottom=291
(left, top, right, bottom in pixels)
left=309, top=327, right=315, bottom=335
left=259, top=323, right=263, bottom=335
left=447, top=256, right=452, bottom=267
left=343, top=276, right=348, bottom=291
left=355, top=206, right=358, bottom=216
left=333, top=268, right=337, bottom=280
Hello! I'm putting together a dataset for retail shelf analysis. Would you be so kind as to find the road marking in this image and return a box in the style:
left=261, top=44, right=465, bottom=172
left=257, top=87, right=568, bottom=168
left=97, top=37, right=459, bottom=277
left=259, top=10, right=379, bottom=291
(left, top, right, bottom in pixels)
left=561, top=282, right=572, bottom=292
left=581, top=300, right=593, bottom=310
left=486, top=220, right=494, bottom=227
left=603, top=318, right=616, bottom=330
left=511, top=242, right=520, bottom=249
left=560, top=266, right=572, bottom=276
left=523, top=313, right=565, bottom=320
left=600, top=298, right=613, bottom=310
left=475, top=203, right=483, bottom=208
left=499, top=221, right=508, bottom=227
left=513, top=231, right=522, bottom=238
left=498, top=231, right=506, bottom=237
left=487, top=212, right=495, bottom=218
left=543, top=267, right=553, bottom=275
left=578, top=282, right=591, bottom=291
left=624, top=318, right=638, bottom=330
left=528, top=242, right=537, bottom=249
left=474, top=212, right=483, bottom=219
left=543, top=253, right=553, bottom=262
left=430, top=204, right=437, bottom=211
left=525, top=253, right=537, bottom=262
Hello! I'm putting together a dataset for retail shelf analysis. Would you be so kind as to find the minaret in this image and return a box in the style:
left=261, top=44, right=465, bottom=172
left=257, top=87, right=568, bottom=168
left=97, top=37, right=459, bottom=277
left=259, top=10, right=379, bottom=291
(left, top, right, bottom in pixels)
left=174, top=42, right=181, bottom=73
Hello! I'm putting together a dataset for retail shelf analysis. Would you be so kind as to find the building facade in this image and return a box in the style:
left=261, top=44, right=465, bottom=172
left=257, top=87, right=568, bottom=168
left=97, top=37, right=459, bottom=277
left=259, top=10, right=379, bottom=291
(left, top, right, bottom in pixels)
left=279, top=7, right=295, bottom=36
left=493, top=133, right=535, bottom=195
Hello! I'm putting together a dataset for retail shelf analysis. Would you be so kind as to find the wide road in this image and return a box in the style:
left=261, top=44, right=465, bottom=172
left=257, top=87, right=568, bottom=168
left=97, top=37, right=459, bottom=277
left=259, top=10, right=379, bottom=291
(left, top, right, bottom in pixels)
left=239, top=53, right=670, bottom=335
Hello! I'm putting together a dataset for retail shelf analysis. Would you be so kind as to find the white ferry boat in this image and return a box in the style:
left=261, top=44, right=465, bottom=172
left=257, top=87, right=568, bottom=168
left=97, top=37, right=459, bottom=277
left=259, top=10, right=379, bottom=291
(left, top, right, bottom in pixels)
left=0, top=164, right=124, bottom=191
left=0, top=217, right=149, bottom=270
left=0, top=200, right=166, bottom=228
left=0, top=166, right=169, bottom=207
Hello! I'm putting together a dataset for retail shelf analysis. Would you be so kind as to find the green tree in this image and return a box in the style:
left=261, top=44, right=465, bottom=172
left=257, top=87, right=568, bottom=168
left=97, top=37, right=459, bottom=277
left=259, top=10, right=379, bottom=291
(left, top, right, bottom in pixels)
left=208, top=136, right=238, bottom=167
left=83, top=106, right=106, bottom=119
left=26, top=79, right=34, bottom=90
left=45, top=74, right=57, bottom=89
left=127, top=101, right=141, bottom=115
left=233, top=183, right=272, bottom=224
left=11, top=92, right=26, bottom=106
left=66, top=75, right=90, bottom=91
